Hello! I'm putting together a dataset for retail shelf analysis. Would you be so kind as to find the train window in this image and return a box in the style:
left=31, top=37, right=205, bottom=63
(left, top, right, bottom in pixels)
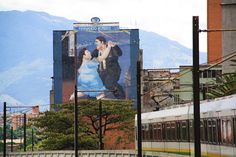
left=157, top=123, right=162, bottom=141
left=221, top=119, right=233, bottom=145
left=142, top=124, right=149, bottom=141
left=186, top=120, right=190, bottom=141
left=149, top=124, right=153, bottom=141
left=176, top=121, right=180, bottom=141
left=153, top=124, right=158, bottom=141
left=222, top=120, right=227, bottom=144
left=217, top=119, right=221, bottom=144
left=189, top=120, right=194, bottom=141
left=171, top=122, right=176, bottom=141
left=207, top=119, right=218, bottom=144
left=233, top=118, right=236, bottom=145
left=181, top=120, right=189, bottom=141
left=204, top=119, right=208, bottom=142
left=166, top=122, right=171, bottom=141
left=200, top=121, right=205, bottom=142
left=142, top=125, right=145, bottom=141
left=162, top=123, right=166, bottom=140
left=227, top=120, right=233, bottom=144
left=208, top=120, right=213, bottom=143
left=212, top=120, right=217, bottom=143
left=145, top=124, right=150, bottom=141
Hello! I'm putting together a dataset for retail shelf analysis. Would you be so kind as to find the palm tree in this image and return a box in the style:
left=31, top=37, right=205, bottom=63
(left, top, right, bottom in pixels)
left=207, top=72, right=236, bottom=99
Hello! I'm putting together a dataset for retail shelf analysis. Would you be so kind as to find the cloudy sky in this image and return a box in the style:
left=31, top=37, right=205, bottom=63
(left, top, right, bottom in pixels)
left=0, top=0, right=207, bottom=51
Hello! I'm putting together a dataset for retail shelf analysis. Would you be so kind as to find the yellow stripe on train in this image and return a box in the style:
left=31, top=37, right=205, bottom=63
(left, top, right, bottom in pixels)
left=143, top=147, right=230, bottom=157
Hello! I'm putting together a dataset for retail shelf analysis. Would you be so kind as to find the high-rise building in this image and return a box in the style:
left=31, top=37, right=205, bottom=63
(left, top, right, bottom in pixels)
left=11, top=106, right=39, bottom=130
left=221, top=0, right=236, bottom=73
left=207, top=0, right=222, bottom=64
left=207, top=0, right=236, bottom=73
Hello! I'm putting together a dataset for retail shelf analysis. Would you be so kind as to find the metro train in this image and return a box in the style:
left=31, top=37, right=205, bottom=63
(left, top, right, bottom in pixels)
left=135, top=94, right=236, bottom=157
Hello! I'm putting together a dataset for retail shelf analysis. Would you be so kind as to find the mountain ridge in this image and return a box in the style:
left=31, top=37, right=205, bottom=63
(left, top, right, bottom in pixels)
left=0, top=10, right=207, bottom=109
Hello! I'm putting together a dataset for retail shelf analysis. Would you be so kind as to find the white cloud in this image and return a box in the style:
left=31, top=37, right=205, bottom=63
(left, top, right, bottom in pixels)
left=0, top=94, right=24, bottom=106
left=0, top=0, right=207, bottom=51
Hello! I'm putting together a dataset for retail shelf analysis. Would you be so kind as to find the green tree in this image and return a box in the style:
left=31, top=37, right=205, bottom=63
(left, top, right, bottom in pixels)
left=32, top=105, right=98, bottom=150
left=0, top=141, right=3, bottom=152
left=207, top=72, right=236, bottom=98
left=33, top=100, right=135, bottom=150
left=0, top=124, right=15, bottom=140
left=77, top=99, right=135, bottom=148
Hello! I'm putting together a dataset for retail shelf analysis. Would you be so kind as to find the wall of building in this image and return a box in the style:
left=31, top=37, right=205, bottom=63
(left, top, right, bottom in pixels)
left=11, top=106, right=39, bottom=130
left=207, top=0, right=222, bottom=64
left=222, top=0, right=236, bottom=73
left=173, top=65, right=222, bottom=103
left=141, top=69, right=178, bottom=112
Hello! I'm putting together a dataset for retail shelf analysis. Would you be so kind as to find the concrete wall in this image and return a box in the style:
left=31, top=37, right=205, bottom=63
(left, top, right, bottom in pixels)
left=1, top=150, right=136, bottom=157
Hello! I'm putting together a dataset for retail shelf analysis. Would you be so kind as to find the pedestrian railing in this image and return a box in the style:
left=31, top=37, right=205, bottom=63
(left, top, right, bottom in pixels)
left=1, top=150, right=137, bottom=157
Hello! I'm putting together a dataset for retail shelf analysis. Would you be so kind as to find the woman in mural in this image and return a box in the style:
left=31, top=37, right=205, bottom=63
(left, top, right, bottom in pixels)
left=70, top=42, right=112, bottom=100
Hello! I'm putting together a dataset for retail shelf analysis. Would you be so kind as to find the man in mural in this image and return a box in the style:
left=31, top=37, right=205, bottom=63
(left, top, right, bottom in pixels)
left=92, top=36, right=125, bottom=99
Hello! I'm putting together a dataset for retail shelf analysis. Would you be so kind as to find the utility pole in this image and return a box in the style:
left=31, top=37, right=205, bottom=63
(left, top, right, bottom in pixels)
left=74, top=85, right=78, bottom=157
left=11, top=126, right=13, bottom=152
left=32, top=128, right=34, bottom=151
left=3, top=102, right=7, bottom=157
left=24, top=113, right=27, bottom=152
left=99, top=100, right=103, bottom=150
left=137, top=61, right=142, bottom=157
left=74, top=31, right=79, bottom=157
left=193, top=16, right=201, bottom=157
left=202, top=85, right=207, bottom=100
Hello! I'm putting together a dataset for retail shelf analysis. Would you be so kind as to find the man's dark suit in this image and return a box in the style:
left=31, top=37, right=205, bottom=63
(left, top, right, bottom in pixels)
left=92, top=45, right=125, bottom=99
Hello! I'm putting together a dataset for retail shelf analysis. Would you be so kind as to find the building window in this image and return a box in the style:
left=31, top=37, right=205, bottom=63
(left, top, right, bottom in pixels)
left=174, top=94, right=180, bottom=104
left=203, top=71, right=208, bottom=78
left=207, top=70, right=212, bottom=78
left=200, top=70, right=221, bottom=78
left=211, top=70, right=216, bottom=77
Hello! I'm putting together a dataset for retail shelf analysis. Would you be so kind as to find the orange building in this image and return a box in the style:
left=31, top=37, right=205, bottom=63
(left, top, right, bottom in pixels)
left=207, top=0, right=222, bottom=63
left=11, top=106, right=39, bottom=130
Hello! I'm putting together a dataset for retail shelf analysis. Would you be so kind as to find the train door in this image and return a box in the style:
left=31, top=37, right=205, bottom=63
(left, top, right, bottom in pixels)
left=220, top=111, right=234, bottom=157
left=206, top=117, right=221, bottom=156
left=179, top=120, right=191, bottom=156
